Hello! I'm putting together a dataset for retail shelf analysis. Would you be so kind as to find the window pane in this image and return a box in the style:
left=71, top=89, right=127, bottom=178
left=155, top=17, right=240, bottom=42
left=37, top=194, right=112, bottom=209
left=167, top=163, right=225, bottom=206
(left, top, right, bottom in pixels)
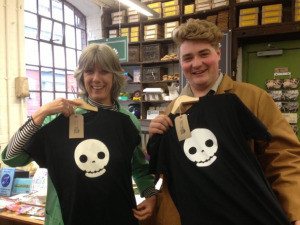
left=55, top=69, right=66, bottom=91
left=65, top=25, right=75, bottom=48
left=24, top=0, right=37, bottom=13
left=76, top=29, right=86, bottom=50
left=42, top=92, right=54, bottom=105
left=40, top=18, right=53, bottom=41
left=55, top=92, right=66, bottom=99
left=41, top=67, right=53, bottom=91
left=75, top=11, right=85, bottom=29
left=40, top=42, right=53, bottom=67
left=66, top=48, right=76, bottom=70
left=25, top=39, right=39, bottom=65
left=38, top=0, right=50, bottom=18
left=53, top=22, right=63, bottom=44
left=52, top=0, right=63, bottom=21
left=67, top=71, right=77, bottom=92
left=24, top=12, right=38, bottom=39
left=26, top=65, right=40, bottom=91
left=64, top=4, right=74, bottom=25
left=54, top=45, right=65, bottom=68
left=27, top=92, right=40, bottom=116
left=77, top=50, right=82, bottom=63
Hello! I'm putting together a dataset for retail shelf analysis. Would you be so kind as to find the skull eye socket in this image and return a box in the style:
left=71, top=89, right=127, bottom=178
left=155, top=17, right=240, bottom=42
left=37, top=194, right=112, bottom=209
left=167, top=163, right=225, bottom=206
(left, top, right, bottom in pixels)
left=189, top=147, right=197, bottom=155
left=205, top=139, right=213, bottom=147
left=98, top=152, right=105, bottom=159
left=80, top=155, right=88, bottom=163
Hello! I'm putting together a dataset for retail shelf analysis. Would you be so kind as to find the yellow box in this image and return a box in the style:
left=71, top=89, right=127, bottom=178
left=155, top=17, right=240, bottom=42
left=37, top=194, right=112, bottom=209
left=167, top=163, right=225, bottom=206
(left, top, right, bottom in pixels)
left=121, top=32, right=129, bottom=37
left=121, top=28, right=129, bottom=33
left=239, top=19, right=258, bottom=27
left=162, top=0, right=179, bottom=8
left=131, top=32, right=139, bottom=37
left=144, top=34, right=164, bottom=40
left=147, top=8, right=162, bottom=20
left=296, top=8, right=300, bottom=15
left=240, top=7, right=259, bottom=15
left=261, top=16, right=282, bottom=25
left=163, top=5, right=180, bottom=13
left=239, top=14, right=258, bottom=21
left=165, top=21, right=179, bottom=28
left=144, top=29, right=163, bottom=35
left=147, top=2, right=162, bottom=9
left=262, top=4, right=282, bottom=12
left=131, top=27, right=139, bottom=32
left=130, top=37, right=139, bottom=42
left=262, top=10, right=282, bottom=18
left=163, top=10, right=179, bottom=17
left=165, top=32, right=172, bottom=39
left=295, top=2, right=300, bottom=7
left=185, top=4, right=195, bottom=14
left=296, top=14, right=300, bottom=21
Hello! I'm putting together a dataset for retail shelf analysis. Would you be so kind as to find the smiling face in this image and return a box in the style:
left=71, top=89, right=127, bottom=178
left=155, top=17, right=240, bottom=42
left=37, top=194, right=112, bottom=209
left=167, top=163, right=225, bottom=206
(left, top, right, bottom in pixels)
left=83, top=67, right=113, bottom=105
left=180, top=40, right=221, bottom=96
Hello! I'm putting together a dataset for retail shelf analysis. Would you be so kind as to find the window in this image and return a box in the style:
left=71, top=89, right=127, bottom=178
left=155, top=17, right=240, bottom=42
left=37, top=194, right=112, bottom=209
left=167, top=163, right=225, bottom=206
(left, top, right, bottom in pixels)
left=24, top=0, right=87, bottom=116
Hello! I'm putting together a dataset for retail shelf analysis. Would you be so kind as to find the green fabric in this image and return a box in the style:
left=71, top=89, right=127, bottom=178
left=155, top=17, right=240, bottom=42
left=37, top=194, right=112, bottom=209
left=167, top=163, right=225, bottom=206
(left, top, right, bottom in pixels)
left=1, top=103, right=154, bottom=225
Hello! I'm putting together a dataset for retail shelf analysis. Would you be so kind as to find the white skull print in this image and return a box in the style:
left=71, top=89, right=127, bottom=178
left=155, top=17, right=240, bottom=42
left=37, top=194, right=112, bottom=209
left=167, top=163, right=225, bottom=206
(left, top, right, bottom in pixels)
left=74, top=139, right=110, bottom=178
left=183, top=128, right=218, bottom=167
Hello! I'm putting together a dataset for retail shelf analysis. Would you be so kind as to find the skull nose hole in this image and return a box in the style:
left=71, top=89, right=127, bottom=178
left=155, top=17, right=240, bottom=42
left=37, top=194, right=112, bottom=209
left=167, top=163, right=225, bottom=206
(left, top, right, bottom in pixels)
left=92, top=161, right=95, bottom=163
left=189, top=147, right=197, bottom=155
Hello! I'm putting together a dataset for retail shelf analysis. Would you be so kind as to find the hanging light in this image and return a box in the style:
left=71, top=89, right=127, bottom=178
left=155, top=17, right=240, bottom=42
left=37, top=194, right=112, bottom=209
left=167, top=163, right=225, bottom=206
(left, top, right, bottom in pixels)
left=117, top=0, right=159, bottom=18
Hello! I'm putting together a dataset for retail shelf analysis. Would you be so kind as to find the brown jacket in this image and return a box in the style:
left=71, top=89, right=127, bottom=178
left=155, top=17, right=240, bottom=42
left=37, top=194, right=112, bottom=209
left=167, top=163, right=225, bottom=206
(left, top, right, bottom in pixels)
left=146, top=75, right=300, bottom=224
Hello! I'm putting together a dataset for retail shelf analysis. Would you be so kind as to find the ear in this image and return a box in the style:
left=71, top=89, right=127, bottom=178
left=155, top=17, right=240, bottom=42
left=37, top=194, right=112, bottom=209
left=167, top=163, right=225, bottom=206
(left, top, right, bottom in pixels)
left=216, top=47, right=221, bottom=61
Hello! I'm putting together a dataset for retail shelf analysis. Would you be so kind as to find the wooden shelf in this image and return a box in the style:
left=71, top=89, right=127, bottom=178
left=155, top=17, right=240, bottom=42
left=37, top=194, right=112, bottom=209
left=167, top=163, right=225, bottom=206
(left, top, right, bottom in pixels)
left=121, top=62, right=141, bottom=66
left=141, top=38, right=174, bottom=44
left=142, top=60, right=179, bottom=65
left=141, top=80, right=179, bottom=84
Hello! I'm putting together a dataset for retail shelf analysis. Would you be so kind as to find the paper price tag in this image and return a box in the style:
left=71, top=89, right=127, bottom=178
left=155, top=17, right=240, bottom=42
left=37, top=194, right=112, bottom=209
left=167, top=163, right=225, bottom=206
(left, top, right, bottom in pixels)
left=69, top=114, right=84, bottom=139
left=174, top=114, right=191, bottom=141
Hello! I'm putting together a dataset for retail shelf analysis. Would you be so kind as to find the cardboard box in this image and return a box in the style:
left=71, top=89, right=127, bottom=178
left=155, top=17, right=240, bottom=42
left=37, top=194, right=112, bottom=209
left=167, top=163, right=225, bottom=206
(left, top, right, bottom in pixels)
left=144, top=24, right=163, bottom=31
left=147, top=2, right=162, bottom=9
left=195, top=0, right=211, bottom=3
left=144, top=34, right=164, bottom=41
left=262, top=4, right=282, bottom=12
left=131, top=27, right=139, bottom=32
left=185, top=4, right=195, bottom=14
left=109, top=29, right=118, bottom=35
left=148, top=8, right=162, bottom=20
left=239, top=14, right=258, bottom=21
left=262, top=16, right=282, bottom=25
left=121, top=28, right=129, bottom=33
left=165, top=21, right=179, bottom=28
left=111, top=10, right=126, bottom=18
left=295, top=14, right=300, bottom=21
left=162, top=0, right=179, bottom=8
left=165, top=32, right=173, bottom=38
left=240, top=7, right=259, bottom=15
left=144, top=29, right=163, bottom=35
left=239, top=19, right=258, bottom=27
left=130, top=36, right=139, bottom=42
left=196, top=5, right=212, bottom=12
left=236, top=0, right=252, bottom=2
left=128, top=14, right=140, bottom=23
left=163, top=10, right=179, bottom=17
left=262, top=10, right=282, bottom=18
left=163, top=5, right=180, bottom=13
left=212, top=1, right=229, bottom=8
left=131, top=31, right=139, bottom=37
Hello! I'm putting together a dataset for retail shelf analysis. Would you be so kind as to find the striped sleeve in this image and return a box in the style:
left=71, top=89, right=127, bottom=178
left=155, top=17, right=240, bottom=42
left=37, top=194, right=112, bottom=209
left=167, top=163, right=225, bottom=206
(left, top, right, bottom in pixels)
left=5, top=117, right=41, bottom=159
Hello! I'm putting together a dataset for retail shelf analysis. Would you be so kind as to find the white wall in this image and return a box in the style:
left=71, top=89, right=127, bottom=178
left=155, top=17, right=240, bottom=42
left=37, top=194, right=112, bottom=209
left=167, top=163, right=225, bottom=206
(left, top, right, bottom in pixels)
left=0, top=0, right=102, bottom=157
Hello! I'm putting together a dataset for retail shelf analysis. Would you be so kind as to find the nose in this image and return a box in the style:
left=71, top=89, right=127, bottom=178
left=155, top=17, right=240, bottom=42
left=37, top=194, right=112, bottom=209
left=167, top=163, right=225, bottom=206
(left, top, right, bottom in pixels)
left=192, top=56, right=202, bottom=68
left=92, top=71, right=101, bottom=82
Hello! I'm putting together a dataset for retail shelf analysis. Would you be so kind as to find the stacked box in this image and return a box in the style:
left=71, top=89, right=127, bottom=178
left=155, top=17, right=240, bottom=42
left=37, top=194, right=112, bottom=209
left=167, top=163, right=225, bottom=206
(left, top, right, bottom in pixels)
left=144, top=24, right=164, bottom=41
left=129, top=46, right=140, bottom=62
left=109, top=29, right=118, bottom=38
left=164, top=21, right=179, bottom=39
left=121, top=28, right=129, bottom=38
left=147, top=2, right=162, bottom=20
left=111, top=10, right=126, bottom=25
left=127, top=8, right=140, bottom=23
left=142, top=44, right=168, bottom=62
left=162, top=0, right=179, bottom=8
left=195, top=0, right=211, bottom=12
left=295, top=0, right=300, bottom=22
left=130, top=26, right=139, bottom=42
left=239, top=7, right=259, bottom=27
left=212, top=0, right=229, bottom=8
left=262, top=4, right=282, bottom=25
left=185, top=4, right=195, bottom=14
left=206, top=15, right=218, bottom=24
left=217, top=10, right=229, bottom=30
left=163, top=5, right=180, bottom=18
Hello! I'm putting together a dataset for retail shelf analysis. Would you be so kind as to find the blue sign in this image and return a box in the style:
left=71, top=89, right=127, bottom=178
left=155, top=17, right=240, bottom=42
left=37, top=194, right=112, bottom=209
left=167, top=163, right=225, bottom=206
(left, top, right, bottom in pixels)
left=0, top=167, right=16, bottom=196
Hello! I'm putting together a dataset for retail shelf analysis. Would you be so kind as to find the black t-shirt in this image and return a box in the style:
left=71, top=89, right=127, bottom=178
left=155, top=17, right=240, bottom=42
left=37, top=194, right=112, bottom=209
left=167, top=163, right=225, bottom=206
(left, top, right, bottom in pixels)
left=23, top=109, right=140, bottom=225
left=149, top=93, right=290, bottom=225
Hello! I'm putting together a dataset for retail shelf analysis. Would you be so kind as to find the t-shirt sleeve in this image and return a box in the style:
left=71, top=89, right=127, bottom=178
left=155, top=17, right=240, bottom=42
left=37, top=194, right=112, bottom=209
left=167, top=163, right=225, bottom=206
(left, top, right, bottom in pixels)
left=232, top=94, right=272, bottom=143
left=22, top=128, right=48, bottom=168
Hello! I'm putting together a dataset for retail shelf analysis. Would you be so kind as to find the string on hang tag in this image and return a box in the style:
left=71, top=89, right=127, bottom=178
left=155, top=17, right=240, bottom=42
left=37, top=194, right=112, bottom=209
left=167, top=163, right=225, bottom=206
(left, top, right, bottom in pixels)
left=69, top=86, right=84, bottom=139
left=174, top=103, right=191, bottom=141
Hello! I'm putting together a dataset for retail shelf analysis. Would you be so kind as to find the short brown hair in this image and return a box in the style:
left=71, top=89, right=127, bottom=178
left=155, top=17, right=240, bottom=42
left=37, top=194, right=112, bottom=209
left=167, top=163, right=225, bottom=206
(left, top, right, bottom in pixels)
left=74, top=43, right=125, bottom=101
left=172, top=19, right=223, bottom=48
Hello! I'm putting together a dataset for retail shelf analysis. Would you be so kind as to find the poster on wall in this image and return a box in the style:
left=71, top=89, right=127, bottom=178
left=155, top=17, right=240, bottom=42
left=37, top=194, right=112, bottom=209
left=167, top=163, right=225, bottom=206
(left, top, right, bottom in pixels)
left=89, top=36, right=128, bottom=63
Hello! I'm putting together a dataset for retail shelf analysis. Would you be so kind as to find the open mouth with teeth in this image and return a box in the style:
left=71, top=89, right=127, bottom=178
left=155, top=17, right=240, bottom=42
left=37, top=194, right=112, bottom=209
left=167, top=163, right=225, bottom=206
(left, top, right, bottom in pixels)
left=85, top=167, right=106, bottom=178
left=192, top=69, right=207, bottom=75
left=196, top=155, right=217, bottom=167
left=92, top=85, right=105, bottom=90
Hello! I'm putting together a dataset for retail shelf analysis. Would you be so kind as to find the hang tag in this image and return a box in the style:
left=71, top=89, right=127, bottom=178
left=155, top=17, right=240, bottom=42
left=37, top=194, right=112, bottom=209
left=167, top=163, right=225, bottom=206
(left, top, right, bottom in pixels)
left=69, top=114, right=84, bottom=139
left=174, top=114, right=191, bottom=141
